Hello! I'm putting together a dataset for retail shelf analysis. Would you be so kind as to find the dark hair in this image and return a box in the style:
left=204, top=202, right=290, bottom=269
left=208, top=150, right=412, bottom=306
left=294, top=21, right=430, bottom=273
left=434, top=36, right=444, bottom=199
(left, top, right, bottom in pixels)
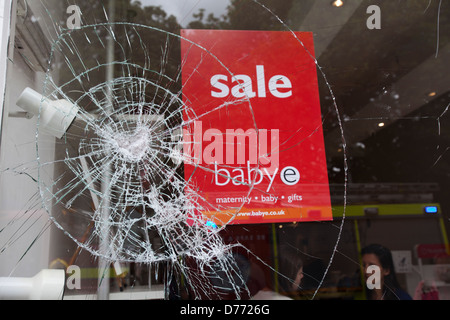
left=361, top=244, right=402, bottom=300
left=277, top=246, right=303, bottom=294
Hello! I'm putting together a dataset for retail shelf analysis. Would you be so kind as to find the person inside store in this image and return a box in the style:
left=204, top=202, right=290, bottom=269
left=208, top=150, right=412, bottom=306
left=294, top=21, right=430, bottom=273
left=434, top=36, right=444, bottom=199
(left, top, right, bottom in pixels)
left=361, top=244, right=412, bottom=300
left=250, top=245, right=304, bottom=300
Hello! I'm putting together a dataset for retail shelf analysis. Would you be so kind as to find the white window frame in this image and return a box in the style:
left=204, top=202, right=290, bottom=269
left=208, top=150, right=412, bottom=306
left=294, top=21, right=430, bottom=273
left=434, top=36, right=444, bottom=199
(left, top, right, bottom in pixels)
left=0, top=0, right=14, bottom=144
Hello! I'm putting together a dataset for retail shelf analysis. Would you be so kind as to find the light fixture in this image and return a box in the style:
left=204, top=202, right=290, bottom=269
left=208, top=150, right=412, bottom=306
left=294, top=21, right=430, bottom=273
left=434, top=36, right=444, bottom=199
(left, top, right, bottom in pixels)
left=428, top=91, right=437, bottom=97
left=16, top=88, right=79, bottom=139
left=332, top=0, right=344, bottom=7
left=16, top=87, right=164, bottom=139
left=424, top=206, right=438, bottom=214
left=378, top=122, right=385, bottom=127
left=0, top=269, right=65, bottom=300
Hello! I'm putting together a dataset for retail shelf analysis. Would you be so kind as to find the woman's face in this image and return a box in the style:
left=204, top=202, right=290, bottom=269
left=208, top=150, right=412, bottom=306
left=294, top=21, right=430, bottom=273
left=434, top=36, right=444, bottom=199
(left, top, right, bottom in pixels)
left=362, top=253, right=390, bottom=285
left=292, top=267, right=304, bottom=291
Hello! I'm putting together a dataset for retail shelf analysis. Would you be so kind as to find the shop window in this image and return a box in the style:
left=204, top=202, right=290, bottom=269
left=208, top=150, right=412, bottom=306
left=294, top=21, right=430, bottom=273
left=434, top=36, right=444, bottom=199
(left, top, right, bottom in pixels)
left=0, top=0, right=449, bottom=302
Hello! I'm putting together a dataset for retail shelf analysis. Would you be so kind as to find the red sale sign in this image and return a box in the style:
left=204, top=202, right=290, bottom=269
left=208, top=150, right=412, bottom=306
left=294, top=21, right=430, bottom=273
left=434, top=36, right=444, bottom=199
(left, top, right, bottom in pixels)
left=180, top=29, right=332, bottom=225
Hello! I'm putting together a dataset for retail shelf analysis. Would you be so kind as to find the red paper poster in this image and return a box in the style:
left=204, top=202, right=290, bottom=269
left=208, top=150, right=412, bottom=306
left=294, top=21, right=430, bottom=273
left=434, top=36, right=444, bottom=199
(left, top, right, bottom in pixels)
left=416, top=244, right=450, bottom=258
left=180, top=29, right=332, bottom=225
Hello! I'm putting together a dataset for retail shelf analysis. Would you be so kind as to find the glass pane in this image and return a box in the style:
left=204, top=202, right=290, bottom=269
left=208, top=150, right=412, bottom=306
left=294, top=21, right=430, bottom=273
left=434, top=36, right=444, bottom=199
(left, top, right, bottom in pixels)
left=0, top=0, right=449, bottom=301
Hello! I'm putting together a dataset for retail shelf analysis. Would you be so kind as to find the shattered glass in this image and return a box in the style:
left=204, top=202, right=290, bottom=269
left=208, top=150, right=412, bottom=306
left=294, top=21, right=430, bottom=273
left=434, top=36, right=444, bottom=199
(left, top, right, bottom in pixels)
left=0, top=0, right=450, bottom=301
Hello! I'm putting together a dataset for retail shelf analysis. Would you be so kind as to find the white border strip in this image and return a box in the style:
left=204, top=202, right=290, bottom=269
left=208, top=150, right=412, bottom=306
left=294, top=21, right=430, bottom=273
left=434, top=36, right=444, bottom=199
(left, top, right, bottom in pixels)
left=0, top=0, right=14, bottom=150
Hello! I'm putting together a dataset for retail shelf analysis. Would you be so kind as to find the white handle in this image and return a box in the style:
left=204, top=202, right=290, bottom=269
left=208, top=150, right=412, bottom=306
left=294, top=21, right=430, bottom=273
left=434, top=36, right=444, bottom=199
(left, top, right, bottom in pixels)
left=0, top=269, right=65, bottom=300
